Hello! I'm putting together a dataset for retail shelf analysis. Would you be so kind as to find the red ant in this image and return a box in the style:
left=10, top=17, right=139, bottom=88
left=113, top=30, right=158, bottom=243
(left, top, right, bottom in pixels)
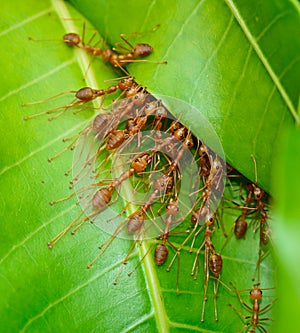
left=47, top=152, right=152, bottom=248
left=29, top=22, right=166, bottom=70
left=229, top=282, right=274, bottom=333
left=219, top=181, right=255, bottom=252
left=86, top=173, right=174, bottom=285
left=245, top=155, right=270, bottom=283
left=191, top=213, right=223, bottom=322
left=126, top=198, right=189, bottom=295
left=21, top=76, right=137, bottom=121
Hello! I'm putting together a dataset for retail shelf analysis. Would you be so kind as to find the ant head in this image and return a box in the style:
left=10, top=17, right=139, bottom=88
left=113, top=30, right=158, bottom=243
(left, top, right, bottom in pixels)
left=250, top=285, right=263, bottom=301
left=183, top=133, right=194, bottom=150
left=253, top=185, right=265, bottom=201
left=169, top=120, right=182, bottom=135
left=166, top=201, right=179, bottom=216
left=191, top=206, right=209, bottom=224
left=133, top=92, right=148, bottom=106
left=125, top=85, right=140, bottom=98
left=144, top=100, right=158, bottom=115
left=153, top=174, right=173, bottom=193
left=206, top=214, right=215, bottom=226
left=155, top=106, right=168, bottom=120
left=198, top=144, right=207, bottom=155
left=118, top=77, right=134, bottom=91
left=213, top=159, right=221, bottom=171
left=173, top=127, right=187, bottom=141
left=131, top=153, right=150, bottom=173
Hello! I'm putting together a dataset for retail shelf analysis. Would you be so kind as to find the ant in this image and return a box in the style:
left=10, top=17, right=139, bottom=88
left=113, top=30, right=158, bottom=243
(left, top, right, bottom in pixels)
left=247, top=155, right=271, bottom=283
left=126, top=198, right=190, bottom=295
left=86, top=173, right=174, bottom=285
left=47, top=153, right=152, bottom=248
left=229, top=282, right=274, bottom=333
left=191, top=213, right=223, bottom=322
left=21, top=76, right=138, bottom=121
left=219, top=181, right=255, bottom=252
left=29, top=21, right=166, bottom=70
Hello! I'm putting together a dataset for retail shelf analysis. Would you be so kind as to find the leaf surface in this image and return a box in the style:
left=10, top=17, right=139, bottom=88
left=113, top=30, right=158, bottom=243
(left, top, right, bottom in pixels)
left=71, top=0, right=300, bottom=192
left=272, top=127, right=300, bottom=333
left=0, top=0, right=286, bottom=332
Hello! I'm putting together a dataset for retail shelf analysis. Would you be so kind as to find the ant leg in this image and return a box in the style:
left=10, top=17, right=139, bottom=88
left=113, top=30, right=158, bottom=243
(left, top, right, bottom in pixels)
left=201, top=247, right=209, bottom=322
left=47, top=209, right=86, bottom=248
left=166, top=240, right=181, bottom=295
left=127, top=242, right=155, bottom=277
left=113, top=233, right=142, bottom=285
left=119, top=59, right=167, bottom=65
left=229, top=282, right=253, bottom=312
left=119, top=24, right=160, bottom=50
left=87, top=219, right=129, bottom=269
left=213, top=277, right=220, bottom=321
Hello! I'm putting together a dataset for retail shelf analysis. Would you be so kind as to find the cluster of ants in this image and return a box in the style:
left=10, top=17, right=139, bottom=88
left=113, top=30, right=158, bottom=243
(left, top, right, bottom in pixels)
left=23, top=20, right=275, bottom=332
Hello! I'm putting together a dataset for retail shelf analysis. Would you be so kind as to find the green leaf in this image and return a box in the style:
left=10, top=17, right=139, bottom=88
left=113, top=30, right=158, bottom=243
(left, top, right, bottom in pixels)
left=272, top=127, right=300, bottom=333
left=0, top=0, right=282, bottom=332
left=71, top=0, right=300, bottom=193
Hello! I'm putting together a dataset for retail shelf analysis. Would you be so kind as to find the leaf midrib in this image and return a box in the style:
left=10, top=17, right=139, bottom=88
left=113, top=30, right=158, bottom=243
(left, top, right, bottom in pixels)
left=50, top=2, right=171, bottom=333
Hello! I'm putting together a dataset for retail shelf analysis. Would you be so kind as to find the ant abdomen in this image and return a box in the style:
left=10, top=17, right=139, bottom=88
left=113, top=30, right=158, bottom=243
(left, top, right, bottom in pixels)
left=63, top=33, right=81, bottom=46
left=133, top=43, right=153, bottom=57
left=75, top=87, right=96, bottom=101
left=92, top=187, right=112, bottom=211
left=106, top=130, right=126, bottom=150
left=127, top=211, right=145, bottom=234
left=209, top=253, right=223, bottom=276
left=234, top=216, right=247, bottom=239
left=92, top=113, right=112, bottom=133
left=154, top=244, right=168, bottom=265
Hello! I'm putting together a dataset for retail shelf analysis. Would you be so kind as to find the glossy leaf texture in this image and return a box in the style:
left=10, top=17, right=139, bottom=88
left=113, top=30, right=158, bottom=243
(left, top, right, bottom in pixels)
left=272, top=127, right=300, bottom=333
left=0, top=0, right=279, bottom=332
left=71, top=0, right=300, bottom=193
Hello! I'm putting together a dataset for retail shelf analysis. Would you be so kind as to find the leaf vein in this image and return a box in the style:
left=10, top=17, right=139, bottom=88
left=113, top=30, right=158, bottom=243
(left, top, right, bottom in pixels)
left=19, top=259, right=128, bottom=333
left=0, top=119, right=88, bottom=177
left=119, top=311, right=155, bottom=333
left=169, top=320, right=222, bottom=333
left=256, top=10, right=293, bottom=41
left=0, top=58, right=75, bottom=103
left=0, top=8, right=51, bottom=38
left=0, top=204, right=76, bottom=266
left=189, top=14, right=234, bottom=104
left=152, top=0, right=205, bottom=82
left=219, top=45, right=252, bottom=136
left=224, top=0, right=299, bottom=123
